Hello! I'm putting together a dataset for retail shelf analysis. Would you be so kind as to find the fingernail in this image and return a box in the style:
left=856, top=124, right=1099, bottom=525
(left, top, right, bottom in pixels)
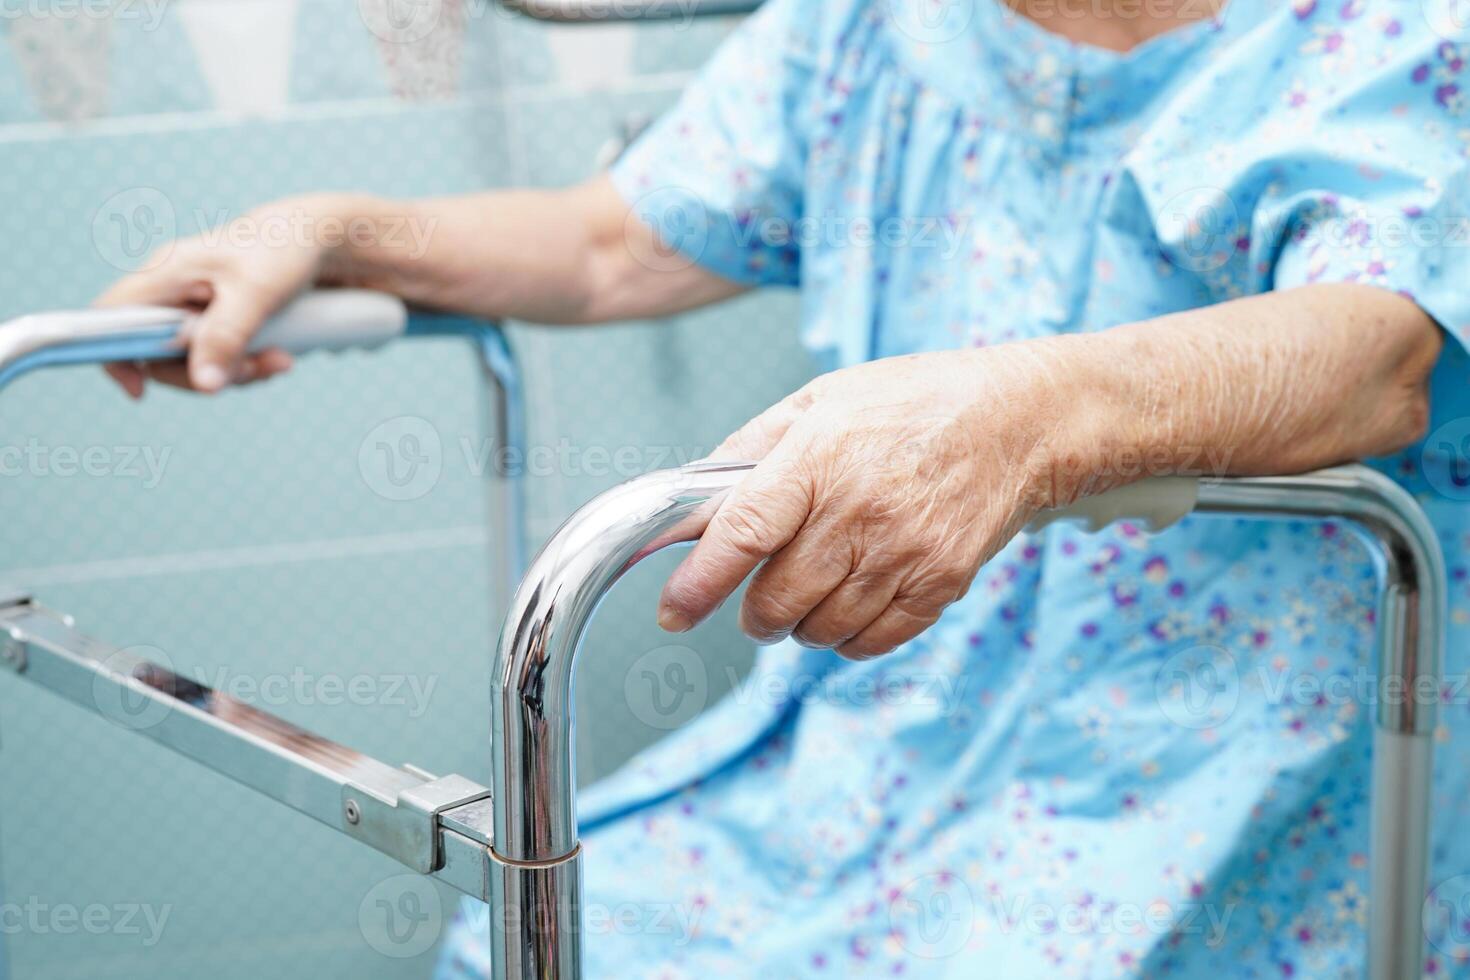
left=194, top=364, right=228, bottom=392
left=657, top=606, right=693, bottom=633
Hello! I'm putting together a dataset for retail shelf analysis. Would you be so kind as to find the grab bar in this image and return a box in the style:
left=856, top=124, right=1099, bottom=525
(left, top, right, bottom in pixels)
left=501, top=0, right=761, bottom=23
left=0, top=432, right=1441, bottom=970
left=0, top=287, right=529, bottom=901
left=0, top=591, right=499, bottom=896
left=0, top=287, right=527, bottom=593
left=489, top=461, right=1441, bottom=980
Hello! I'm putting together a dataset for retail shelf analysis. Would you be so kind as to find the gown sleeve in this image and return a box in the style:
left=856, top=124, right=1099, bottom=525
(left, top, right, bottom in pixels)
left=1118, top=2, right=1470, bottom=346
left=607, top=0, right=825, bottom=287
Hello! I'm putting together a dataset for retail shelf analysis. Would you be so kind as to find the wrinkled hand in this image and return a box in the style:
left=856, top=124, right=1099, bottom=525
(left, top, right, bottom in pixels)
left=657, top=341, right=1105, bottom=658
left=94, top=196, right=337, bottom=396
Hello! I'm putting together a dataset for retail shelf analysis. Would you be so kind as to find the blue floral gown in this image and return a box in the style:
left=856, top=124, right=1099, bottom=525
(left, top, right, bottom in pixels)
left=441, top=1, right=1470, bottom=976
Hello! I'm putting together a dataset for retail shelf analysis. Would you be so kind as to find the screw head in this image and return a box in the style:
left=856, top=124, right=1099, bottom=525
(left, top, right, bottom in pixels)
left=345, top=800, right=361, bottom=825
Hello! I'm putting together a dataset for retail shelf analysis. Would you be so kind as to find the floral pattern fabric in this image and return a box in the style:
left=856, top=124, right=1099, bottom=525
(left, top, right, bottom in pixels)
left=441, top=1, right=1470, bottom=976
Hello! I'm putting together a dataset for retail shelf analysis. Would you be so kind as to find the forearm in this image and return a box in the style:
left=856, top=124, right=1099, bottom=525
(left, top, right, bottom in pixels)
left=1056, top=283, right=1443, bottom=502
left=296, top=176, right=744, bottom=324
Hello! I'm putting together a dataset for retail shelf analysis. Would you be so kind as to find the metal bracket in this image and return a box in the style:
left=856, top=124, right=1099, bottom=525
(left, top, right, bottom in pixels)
left=0, top=590, right=32, bottom=673
left=343, top=774, right=490, bottom=875
left=0, top=633, right=25, bottom=674
left=0, top=599, right=495, bottom=899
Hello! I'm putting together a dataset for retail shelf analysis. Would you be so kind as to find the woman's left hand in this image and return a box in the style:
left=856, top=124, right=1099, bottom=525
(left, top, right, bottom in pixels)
left=657, top=340, right=1109, bottom=658
left=656, top=285, right=1444, bottom=658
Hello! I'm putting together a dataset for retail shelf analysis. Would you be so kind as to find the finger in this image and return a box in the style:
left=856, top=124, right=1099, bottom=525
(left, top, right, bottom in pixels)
left=94, top=270, right=209, bottom=309
left=139, top=362, right=193, bottom=389
left=98, top=277, right=211, bottom=395
left=137, top=349, right=294, bottom=392
left=230, top=349, right=295, bottom=387
left=187, top=282, right=288, bottom=392
left=738, top=520, right=853, bottom=643
left=835, top=592, right=947, bottom=660
left=706, top=388, right=811, bottom=463
left=658, top=453, right=812, bottom=633
left=792, top=570, right=902, bottom=650
left=245, top=348, right=294, bottom=383
left=104, top=362, right=146, bottom=400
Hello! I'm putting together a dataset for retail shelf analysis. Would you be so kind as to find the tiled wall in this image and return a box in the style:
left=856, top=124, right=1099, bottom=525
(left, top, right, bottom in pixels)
left=0, top=3, right=810, bottom=977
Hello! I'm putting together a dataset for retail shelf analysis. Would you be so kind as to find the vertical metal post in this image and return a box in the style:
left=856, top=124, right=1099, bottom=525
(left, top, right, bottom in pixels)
left=1191, top=467, right=1442, bottom=980
left=488, top=463, right=1443, bottom=979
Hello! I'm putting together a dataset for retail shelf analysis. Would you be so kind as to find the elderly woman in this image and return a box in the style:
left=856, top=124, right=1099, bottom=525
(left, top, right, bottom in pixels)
left=101, top=0, right=1470, bottom=975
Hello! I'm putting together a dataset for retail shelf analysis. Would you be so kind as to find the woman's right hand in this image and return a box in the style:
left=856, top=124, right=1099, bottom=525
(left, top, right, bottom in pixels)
left=95, top=195, right=339, bottom=397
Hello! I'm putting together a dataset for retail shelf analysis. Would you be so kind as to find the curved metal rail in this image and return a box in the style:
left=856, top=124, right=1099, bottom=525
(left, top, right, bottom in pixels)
left=500, top=0, right=761, bottom=23
left=489, top=461, right=1442, bottom=980
left=0, top=301, right=1442, bottom=980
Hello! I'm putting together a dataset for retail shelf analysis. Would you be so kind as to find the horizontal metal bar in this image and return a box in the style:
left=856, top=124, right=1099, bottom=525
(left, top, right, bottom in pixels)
left=501, top=0, right=760, bottom=22
left=0, top=595, right=494, bottom=900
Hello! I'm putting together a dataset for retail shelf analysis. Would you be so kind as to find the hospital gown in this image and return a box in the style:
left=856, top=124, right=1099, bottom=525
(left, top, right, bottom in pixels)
left=441, top=0, right=1470, bottom=975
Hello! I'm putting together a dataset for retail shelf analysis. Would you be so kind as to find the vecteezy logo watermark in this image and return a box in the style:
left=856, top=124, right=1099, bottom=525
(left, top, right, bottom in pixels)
left=622, top=189, right=972, bottom=273
left=357, top=0, right=444, bottom=43
left=1422, top=0, right=1470, bottom=41
left=0, top=440, right=171, bottom=488
left=1422, top=417, right=1470, bottom=501
left=623, top=188, right=711, bottom=274
left=990, top=892, right=1234, bottom=945
left=358, top=416, right=444, bottom=502
left=884, top=0, right=975, bottom=45
left=92, top=645, right=176, bottom=733
left=459, top=897, right=704, bottom=944
left=92, top=190, right=439, bottom=273
left=92, top=186, right=178, bottom=273
left=356, top=416, right=718, bottom=500
left=889, top=877, right=1233, bottom=958
left=197, top=666, right=439, bottom=718
left=1156, top=186, right=1242, bottom=273
left=359, top=875, right=443, bottom=958
left=889, top=873, right=976, bottom=958
left=1153, top=644, right=1460, bottom=729
left=0, top=898, right=172, bottom=947
left=725, top=666, right=970, bottom=714
left=625, top=644, right=709, bottom=730
left=1154, top=644, right=1241, bottom=730
left=1425, top=873, right=1470, bottom=959
left=189, top=208, right=438, bottom=258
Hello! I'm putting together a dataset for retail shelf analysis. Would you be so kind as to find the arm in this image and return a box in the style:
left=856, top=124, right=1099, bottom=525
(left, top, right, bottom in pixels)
left=655, top=283, right=1442, bottom=657
left=97, top=176, right=743, bottom=394
left=318, top=178, right=744, bottom=325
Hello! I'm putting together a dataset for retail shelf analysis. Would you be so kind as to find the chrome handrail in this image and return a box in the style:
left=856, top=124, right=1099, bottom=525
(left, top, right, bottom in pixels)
left=501, top=0, right=761, bottom=23
left=489, top=461, right=1442, bottom=980
left=0, top=440, right=1441, bottom=976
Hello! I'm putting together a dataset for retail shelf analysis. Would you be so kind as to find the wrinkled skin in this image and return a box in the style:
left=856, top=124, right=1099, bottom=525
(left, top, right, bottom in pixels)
left=656, top=286, right=1441, bottom=658
left=657, top=342, right=1103, bottom=658
left=92, top=182, right=1439, bottom=658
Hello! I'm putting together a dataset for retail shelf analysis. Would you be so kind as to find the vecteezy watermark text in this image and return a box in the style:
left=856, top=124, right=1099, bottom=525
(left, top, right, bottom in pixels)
left=0, top=898, right=172, bottom=947
left=0, top=440, right=171, bottom=488
left=0, top=0, right=170, bottom=30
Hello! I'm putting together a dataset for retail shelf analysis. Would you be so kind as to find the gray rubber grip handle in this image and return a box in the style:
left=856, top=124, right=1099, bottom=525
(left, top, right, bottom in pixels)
left=246, top=289, right=407, bottom=353
left=1027, top=477, right=1200, bottom=533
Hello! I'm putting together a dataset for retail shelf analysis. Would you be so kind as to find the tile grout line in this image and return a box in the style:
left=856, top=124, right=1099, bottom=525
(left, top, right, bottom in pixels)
left=0, top=72, right=696, bottom=146
left=1, top=526, right=492, bottom=586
